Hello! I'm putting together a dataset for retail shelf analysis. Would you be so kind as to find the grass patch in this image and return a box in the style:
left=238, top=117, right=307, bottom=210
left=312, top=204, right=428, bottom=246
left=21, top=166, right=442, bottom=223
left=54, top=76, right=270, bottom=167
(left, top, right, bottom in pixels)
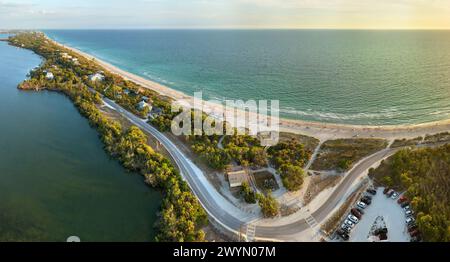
left=424, top=132, right=450, bottom=144
left=390, top=136, right=423, bottom=148
left=312, top=138, right=388, bottom=172
left=279, top=132, right=320, bottom=154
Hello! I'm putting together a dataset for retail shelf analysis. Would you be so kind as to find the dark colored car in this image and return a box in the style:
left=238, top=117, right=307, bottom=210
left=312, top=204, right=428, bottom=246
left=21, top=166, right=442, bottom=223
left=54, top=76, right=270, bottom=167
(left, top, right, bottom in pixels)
left=398, top=196, right=408, bottom=204
left=364, top=194, right=373, bottom=200
left=356, top=207, right=365, bottom=215
left=401, top=202, right=410, bottom=208
left=361, top=197, right=372, bottom=205
left=408, top=225, right=418, bottom=233
left=410, top=230, right=421, bottom=238
left=351, top=208, right=362, bottom=219
left=336, top=230, right=350, bottom=241
left=374, top=228, right=388, bottom=235
left=411, top=236, right=422, bottom=242
left=367, top=189, right=377, bottom=195
left=387, top=190, right=395, bottom=197
left=383, top=188, right=390, bottom=194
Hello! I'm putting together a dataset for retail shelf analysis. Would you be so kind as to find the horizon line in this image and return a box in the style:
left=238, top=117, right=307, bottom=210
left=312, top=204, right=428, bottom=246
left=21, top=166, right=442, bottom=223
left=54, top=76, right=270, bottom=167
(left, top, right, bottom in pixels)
left=3, top=27, right=450, bottom=31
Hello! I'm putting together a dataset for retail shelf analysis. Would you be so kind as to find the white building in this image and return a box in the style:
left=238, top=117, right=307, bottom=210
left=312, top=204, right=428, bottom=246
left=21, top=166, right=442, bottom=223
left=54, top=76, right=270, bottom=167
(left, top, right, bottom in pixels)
left=89, top=73, right=105, bottom=82
left=137, top=100, right=151, bottom=111
left=45, top=72, right=54, bottom=80
left=227, top=168, right=249, bottom=188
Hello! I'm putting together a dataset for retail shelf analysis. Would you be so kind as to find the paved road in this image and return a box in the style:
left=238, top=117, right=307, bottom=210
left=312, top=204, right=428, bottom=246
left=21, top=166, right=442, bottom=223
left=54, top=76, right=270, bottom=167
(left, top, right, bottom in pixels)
left=103, top=98, right=258, bottom=235
left=103, top=98, right=401, bottom=241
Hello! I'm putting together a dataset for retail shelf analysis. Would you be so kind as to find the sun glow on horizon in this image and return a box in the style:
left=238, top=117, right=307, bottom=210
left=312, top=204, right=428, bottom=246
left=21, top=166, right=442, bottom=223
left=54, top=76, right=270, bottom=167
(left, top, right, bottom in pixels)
left=0, top=0, right=450, bottom=29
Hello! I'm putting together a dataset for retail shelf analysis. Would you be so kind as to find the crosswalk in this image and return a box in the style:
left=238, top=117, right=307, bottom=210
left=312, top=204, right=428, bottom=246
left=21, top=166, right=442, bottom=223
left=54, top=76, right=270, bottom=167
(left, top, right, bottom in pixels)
left=246, top=224, right=256, bottom=242
left=305, top=214, right=319, bottom=228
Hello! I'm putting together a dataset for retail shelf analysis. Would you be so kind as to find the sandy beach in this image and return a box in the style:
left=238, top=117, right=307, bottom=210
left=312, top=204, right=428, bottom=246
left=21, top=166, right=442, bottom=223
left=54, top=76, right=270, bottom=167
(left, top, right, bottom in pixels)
left=48, top=36, right=450, bottom=142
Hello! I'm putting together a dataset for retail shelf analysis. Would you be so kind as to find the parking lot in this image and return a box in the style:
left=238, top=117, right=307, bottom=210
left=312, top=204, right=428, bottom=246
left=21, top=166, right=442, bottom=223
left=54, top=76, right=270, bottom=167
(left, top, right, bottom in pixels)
left=338, top=188, right=411, bottom=242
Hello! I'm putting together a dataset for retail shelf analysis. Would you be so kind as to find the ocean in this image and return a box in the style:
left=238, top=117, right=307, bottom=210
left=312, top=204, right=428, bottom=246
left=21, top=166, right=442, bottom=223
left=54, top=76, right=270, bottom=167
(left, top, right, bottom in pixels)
left=45, top=30, right=450, bottom=125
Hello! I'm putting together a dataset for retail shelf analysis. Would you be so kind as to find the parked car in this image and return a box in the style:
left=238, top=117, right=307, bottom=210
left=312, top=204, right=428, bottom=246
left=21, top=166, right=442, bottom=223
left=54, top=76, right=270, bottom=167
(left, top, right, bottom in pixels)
left=406, top=210, right=414, bottom=217
left=361, top=197, right=372, bottom=205
left=398, top=196, right=408, bottom=204
left=406, top=217, right=416, bottom=225
left=387, top=189, right=395, bottom=197
left=367, top=189, right=377, bottom=195
left=401, top=202, right=410, bottom=208
left=344, top=220, right=355, bottom=228
left=404, top=205, right=411, bottom=211
left=411, top=236, right=422, bottom=242
left=341, top=224, right=351, bottom=234
left=357, top=202, right=367, bottom=209
left=408, top=225, right=418, bottom=233
left=351, top=208, right=362, bottom=219
left=374, top=228, right=388, bottom=235
left=363, top=194, right=373, bottom=200
left=356, top=207, right=365, bottom=215
left=410, top=230, right=421, bottom=238
left=336, top=230, right=350, bottom=241
left=391, top=192, right=400, bottom=200
left=348, top=214, right=359, bottom=224
left=383, top=188, right=390, bottom=195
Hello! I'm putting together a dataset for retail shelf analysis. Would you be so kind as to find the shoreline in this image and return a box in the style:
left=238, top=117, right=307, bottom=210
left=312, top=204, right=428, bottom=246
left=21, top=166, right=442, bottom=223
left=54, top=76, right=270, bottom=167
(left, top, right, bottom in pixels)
left=46, top=35, right=450, bottom=141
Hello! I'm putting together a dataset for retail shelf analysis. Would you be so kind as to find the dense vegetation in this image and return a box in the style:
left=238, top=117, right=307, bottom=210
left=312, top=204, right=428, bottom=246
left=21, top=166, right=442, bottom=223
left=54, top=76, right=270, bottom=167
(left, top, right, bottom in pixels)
left=257, top=193, right=279, bottom=218
left=268, top=140, right=309, bottom=191
left=312, top=138, right=388, bottom=172
left=222, top=133, right=268, bottom=168
left=241, top=182, right=257, bottom=204
left=369, top=145, right=450, bottom=242
left=10, top=32, right=207, bottom=242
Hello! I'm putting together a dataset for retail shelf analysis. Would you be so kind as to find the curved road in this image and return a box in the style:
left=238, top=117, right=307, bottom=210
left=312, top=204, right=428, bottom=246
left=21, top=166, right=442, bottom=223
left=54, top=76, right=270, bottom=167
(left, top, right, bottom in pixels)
left=103, top=98, right=400, bottom=241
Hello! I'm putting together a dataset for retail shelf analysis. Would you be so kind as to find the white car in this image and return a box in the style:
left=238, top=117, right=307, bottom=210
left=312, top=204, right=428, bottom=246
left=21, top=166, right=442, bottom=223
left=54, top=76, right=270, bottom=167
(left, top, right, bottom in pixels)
left=357, top=201, right=367, bottom=209
left=344, top=220, right=355, bottom=228
left=404, top=205, right=411, bottom=211
left=406, top=217, right=416, bottom=225
left=405, top=210, right=414, bottom=217
left=391, top=192, right=399, bottom=200
left=348, top=214, right=359, bottom=224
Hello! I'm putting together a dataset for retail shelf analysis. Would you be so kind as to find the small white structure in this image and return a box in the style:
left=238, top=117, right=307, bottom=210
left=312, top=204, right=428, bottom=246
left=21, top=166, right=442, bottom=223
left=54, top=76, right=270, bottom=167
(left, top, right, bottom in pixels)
left=227, top=168, right=249, bottom=188
left=45, top=72, right=54, bottom=80
left=61, top=52, right=73, bottom=60
left=142, top=96, right=150, bottom=102
left=137, top=100, right=150, bottom=111
left=89, top=73, right=105, bottom=82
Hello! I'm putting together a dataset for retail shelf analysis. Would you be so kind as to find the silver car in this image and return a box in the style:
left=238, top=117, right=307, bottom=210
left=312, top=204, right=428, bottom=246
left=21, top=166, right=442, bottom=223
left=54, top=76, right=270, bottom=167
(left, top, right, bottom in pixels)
left=344, top=220, right=355, bottom=228
left=348, top=214, right=359, bottom=224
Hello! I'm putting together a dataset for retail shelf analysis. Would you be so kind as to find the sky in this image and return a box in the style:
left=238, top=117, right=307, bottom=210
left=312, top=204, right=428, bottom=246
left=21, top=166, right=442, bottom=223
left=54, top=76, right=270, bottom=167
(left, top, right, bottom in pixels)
left=1, top=0, right=450, bottom=29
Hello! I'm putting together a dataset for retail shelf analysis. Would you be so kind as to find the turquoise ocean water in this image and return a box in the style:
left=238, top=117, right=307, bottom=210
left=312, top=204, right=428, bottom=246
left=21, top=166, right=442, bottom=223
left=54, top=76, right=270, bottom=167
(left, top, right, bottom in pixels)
left=45, top=30, right=450, bottom=125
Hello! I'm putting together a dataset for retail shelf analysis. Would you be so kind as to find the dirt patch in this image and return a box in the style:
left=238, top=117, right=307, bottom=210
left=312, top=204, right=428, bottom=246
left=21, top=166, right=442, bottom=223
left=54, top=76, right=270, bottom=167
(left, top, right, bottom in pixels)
left=252, top=170, right=279, bottom=192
